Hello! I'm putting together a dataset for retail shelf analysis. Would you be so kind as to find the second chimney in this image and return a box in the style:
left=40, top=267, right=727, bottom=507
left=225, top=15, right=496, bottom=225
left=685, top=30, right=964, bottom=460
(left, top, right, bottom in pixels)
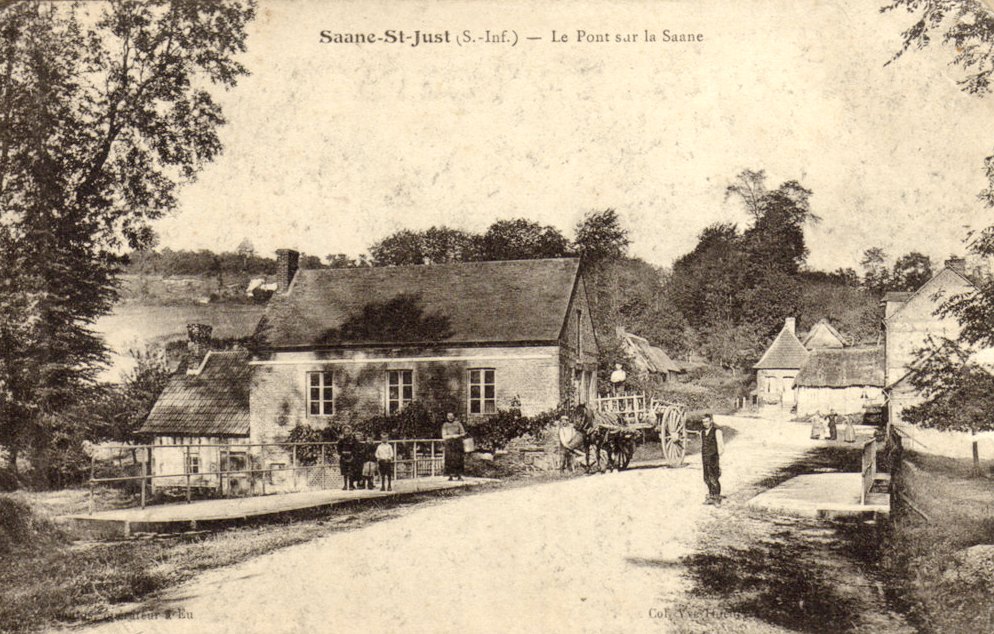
left=945, top=256, right=966, bottom=276
left=784, top=317, right=796, bottom=335
left=276, top=249, right=300, bottom=293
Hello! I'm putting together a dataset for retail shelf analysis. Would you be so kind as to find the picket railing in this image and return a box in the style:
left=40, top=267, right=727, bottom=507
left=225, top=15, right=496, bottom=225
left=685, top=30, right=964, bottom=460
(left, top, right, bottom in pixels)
left=86, top=439, right=446, bottom=514
left=860, top=437, right=876, bottom=505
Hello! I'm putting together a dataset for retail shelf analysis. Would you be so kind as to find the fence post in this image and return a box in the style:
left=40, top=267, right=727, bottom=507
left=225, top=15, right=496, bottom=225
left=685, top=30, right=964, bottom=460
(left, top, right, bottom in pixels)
left=413, top=441, right=418, bottom=479
left=88, top=454, right=95, bottom=516
left=292, top=444, right=298, bottom=491
left=185, top=445, right=192, bottom=504
left=321, top=443, right=327, bottom=489
left=430, top=441, right=436, bottom=477
left=973, top=430, right=981, bottom=476
left=140, top=462, right=147, bottom=510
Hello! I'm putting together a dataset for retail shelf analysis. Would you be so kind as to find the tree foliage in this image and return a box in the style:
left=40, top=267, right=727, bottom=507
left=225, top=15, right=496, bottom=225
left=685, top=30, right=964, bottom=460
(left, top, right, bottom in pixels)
left=668, top=170, right=822, bottom=365
left=0, top=0, right=254, bottom=474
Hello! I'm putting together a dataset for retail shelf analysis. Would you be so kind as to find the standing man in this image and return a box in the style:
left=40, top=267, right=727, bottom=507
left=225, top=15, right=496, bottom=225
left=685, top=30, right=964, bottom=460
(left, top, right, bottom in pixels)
left=701, top=414, right=725, bottom=505
left=609, top=363, right=627, bottom=395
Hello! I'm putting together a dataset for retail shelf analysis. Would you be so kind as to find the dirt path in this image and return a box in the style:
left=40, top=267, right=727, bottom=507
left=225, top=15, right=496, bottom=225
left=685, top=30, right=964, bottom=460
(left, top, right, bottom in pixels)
left=78, top=416, right=814, bottom=634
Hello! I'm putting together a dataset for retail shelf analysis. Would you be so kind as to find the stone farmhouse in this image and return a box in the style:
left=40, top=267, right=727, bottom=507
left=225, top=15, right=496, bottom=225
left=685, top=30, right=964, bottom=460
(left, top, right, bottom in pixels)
left=138, top=254, right=599, bottom=482
left=883, top=257, right=976, bottom=427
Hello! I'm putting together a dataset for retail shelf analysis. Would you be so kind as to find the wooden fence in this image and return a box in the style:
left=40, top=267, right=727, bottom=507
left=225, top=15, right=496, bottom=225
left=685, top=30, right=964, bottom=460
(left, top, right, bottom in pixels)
left=860, top=437, right=876, bottom=505
left=86, top=439, right=446, bottom=514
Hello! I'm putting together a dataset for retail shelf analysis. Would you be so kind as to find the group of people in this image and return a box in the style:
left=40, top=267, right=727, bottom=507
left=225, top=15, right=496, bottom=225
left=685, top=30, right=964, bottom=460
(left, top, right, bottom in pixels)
left=809, top=410, right=856, bottom=443
left=335, top=412, right=470, bottom=491
left=337, top=428, right=396, bottom=492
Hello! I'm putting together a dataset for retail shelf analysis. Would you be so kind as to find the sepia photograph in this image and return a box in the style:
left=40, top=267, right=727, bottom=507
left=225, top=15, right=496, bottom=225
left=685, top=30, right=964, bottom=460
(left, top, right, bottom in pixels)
left=2, top=0, right=994, bottom=632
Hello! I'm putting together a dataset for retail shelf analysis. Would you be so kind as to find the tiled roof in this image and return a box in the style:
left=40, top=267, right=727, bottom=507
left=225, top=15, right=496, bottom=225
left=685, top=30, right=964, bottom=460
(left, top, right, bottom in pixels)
left=259, top=258, right=581, bottom=348
left=754, top=322, right=810, bottom=370
left=795, top=347, right=884, bottom=388
left=138, top=351, right=251, bottom=436
left=621, top=330, right=682, bottom=374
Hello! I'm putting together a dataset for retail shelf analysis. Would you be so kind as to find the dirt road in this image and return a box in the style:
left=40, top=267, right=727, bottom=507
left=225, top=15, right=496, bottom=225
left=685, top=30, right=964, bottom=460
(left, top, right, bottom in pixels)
left=82, top=416, right=813, bottom=634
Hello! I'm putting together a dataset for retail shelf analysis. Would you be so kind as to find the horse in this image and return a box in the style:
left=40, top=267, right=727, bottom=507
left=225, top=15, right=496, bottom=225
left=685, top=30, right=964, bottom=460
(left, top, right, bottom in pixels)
left=558, top=405, right=625, bottom=473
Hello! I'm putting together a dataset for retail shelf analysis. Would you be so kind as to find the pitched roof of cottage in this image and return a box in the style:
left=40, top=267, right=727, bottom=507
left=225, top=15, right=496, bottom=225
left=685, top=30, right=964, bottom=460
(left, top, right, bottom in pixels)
left=138, top=351, right=251, bottom=437
left=794, top=346, right=884, bottom=388
left=620, top=329, right=682, bottom=374
left=259, top=258, right=584, bottom=348
left=884, top=267, right=975, bottom=323
left=753, top=321, right=810, bottom=370
left=802, top=319, right=848, bottom=350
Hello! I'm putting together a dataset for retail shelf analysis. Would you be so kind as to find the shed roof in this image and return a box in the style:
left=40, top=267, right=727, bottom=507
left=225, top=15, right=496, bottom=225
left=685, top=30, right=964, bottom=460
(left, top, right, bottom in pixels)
left=754, top=322, right=810, bottom=370
left=794, top=347, right=884, bottom=388
left=620, top=330, right=682, bottom=374
left=138, top=351, right=251, bottom=437
left=259, top=258, right=583, bottom=348
left=882, top=291, right=913, bottom=304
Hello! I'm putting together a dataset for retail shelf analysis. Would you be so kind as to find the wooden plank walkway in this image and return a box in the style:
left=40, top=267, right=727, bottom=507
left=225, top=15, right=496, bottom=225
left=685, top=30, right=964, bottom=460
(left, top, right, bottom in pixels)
left=747, top=472, right=890, bottom=519
left=63, top=477, right=489, bottom=538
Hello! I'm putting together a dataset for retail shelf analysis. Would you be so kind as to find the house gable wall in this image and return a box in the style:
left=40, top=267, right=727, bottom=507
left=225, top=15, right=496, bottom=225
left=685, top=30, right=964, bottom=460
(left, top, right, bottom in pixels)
left=884, top=270, right=972, bottom=384
left=558, top=274, right=599, bottom=405
left=757, top=368, right=799, bottom=406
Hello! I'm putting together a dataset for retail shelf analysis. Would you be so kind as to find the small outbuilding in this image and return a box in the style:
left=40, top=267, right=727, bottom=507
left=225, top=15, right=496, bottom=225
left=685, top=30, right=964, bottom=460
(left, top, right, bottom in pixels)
left=793, top=346, right=885, bottom=417
left=754, top=318, right=809, bottom=407
left=617, top=327, right=683, bottom=382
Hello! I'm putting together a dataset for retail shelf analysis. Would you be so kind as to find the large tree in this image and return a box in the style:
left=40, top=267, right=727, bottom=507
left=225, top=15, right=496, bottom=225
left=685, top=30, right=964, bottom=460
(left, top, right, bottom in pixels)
left=0, top=0, right=254, bottom=476
left=885, top=0, right=994, bottom=433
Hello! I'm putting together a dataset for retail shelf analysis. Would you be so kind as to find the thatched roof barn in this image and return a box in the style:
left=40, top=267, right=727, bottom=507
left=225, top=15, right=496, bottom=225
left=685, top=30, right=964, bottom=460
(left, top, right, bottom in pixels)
left=794, top=346, right=885, bottom=416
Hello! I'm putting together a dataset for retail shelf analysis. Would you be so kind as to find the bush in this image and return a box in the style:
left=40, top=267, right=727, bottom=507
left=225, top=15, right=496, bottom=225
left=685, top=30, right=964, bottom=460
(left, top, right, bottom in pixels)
left=466, top=400, right=565, bottom=454
left=0, top=496, right=65, bottom=556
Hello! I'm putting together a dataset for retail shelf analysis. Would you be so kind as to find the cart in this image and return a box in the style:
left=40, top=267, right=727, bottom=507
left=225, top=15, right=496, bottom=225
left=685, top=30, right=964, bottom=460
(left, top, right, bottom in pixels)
left=595, top=392, right=688, bottom=468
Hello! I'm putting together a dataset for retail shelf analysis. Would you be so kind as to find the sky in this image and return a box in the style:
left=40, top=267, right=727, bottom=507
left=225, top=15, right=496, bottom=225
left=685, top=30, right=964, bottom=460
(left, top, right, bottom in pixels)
left=154, top=0, right=994, bottom=272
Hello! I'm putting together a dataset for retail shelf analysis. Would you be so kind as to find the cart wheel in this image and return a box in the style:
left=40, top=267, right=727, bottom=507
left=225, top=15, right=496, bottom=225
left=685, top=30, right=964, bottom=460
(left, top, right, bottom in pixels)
left=661, top=408, right=686, bottom=467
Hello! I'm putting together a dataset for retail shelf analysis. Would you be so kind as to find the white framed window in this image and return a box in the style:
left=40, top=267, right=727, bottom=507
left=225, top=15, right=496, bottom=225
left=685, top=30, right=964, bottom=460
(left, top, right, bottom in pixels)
left=307, top=371, right=335, bottom=416
left=185, top=455, right=200, bottom=474
left=387, top=370, right=414, bottom=414
left=468, top=368, right=496, bottom=415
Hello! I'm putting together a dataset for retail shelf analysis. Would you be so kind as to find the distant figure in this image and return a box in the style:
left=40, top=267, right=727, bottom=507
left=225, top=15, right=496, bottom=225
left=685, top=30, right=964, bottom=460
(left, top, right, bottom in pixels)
left=827, top=410, right=839, bottom=441
left=441, top=412, right=467, bottom=481
left=610, top=363, right=627, bottom=395
left=375, top=432, right=395, bottom=491
left=351, top=431, right=373, bottom=490
left=337, top=426, right=357, bottom=491
left=701, top=414, right=725, bottom=505
left=557, top=414, right=581, bottom=472
left=360, top=433, right=377, bottom=490
left=843, top=416, right=857, bottom=443
left=810, top=413, right=825, bottom=440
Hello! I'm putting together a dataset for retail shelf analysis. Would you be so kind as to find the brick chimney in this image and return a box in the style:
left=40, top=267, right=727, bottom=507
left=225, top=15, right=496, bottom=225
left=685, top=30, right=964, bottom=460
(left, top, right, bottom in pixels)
left=945, top=256, right=966, bottom=275
left=186, top=323, right=213, bottom=370
left=784, top=317, right=796, bottom=335
left=276, top=249, right=300, bottom=293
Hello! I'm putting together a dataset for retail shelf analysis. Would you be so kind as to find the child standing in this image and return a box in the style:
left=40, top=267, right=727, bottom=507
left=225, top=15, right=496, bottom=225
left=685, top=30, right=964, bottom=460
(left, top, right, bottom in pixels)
left=375, top=432, right=394, bottom=491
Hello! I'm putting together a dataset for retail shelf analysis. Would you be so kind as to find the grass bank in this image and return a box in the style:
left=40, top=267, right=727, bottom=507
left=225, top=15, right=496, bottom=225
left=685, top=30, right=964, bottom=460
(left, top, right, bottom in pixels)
left=882, top=450, right=994, bottom=633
